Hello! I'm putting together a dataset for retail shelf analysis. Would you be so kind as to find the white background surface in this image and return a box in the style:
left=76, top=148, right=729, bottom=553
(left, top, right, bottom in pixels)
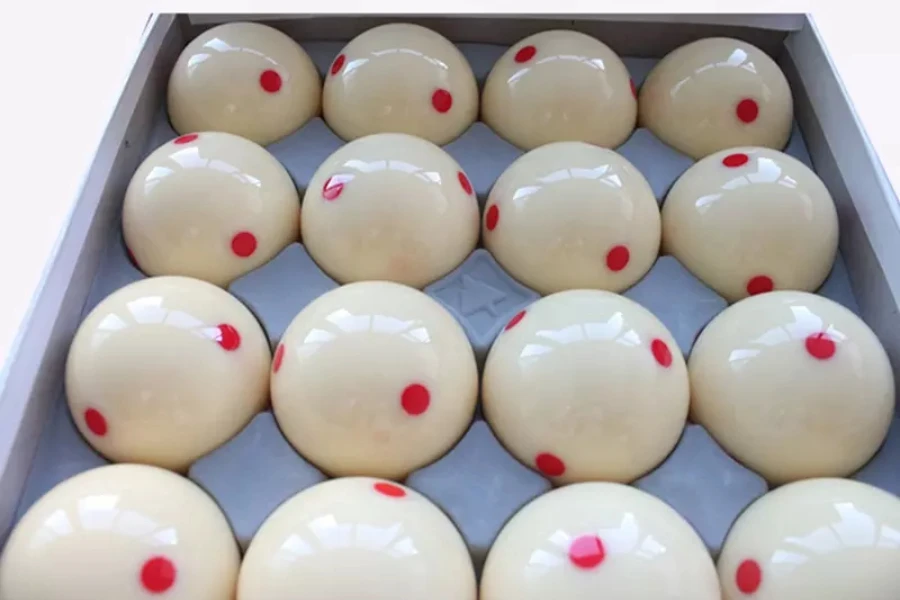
left=1, top=5, right=898, bottom=374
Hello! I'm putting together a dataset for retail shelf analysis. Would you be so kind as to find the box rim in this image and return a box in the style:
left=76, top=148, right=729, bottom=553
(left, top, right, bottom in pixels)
left=0, top=13, right=178, bottom=540
left=187, top=13, right=808, bottom=31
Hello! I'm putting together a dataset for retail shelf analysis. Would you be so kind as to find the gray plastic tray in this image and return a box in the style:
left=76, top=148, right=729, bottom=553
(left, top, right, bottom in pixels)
left=2, top=17, right=899, bottom=575
left=11, top=35, right=898, bottom=566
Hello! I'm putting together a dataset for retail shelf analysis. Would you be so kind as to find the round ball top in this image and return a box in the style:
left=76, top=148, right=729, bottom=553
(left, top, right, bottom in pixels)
left=689, top=290, right=894, bottom=484
left=239, top=477, right=476, bottom=600
left=0, top=464, right=239, bottom=600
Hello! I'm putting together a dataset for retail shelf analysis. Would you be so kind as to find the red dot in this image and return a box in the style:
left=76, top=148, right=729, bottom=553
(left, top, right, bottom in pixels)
left=216, top=324, right=241, bottom=351
left=432, top=89, right=453, bottom=113
left=485, top=204, right=500, bottom=231
left=723, top=153, right=749, bottom=168
left=173, top=134, right=197, bottom=145
left=736, top=559, right=762, bottom=594
left=231, top=232, right=257, bottom=258
left=401, top=383, right=430, bottom=416
left=651, top=338, right=673, bottom=367
left=259, top=69, right=282, bottom=93
left=458, top=171, right=473, bottom=195
left=535, top=452, right=566, bottom=477
left=746, top=275, right=774, bottom=296
left=505, top=310, right=526, bottom=331
left=630, top=79, right=637, bottom=98
left=84, top=408, right=107, bottom=437
left=568, top=535, right=605, bottom=569
left=805, top=332, right=836, bottom=360
left=606, top=245, right=630, bottom=272
left=374, top=482, right=406, bottom=497
left=126, top=246, right=140, bottom=271
left=514, top=45, right=537, bottom=63
left=736, top=99, right=759, bottom=123
left=330, top=53, right=346, bottom=76
left=322, top=176, right=345, bottom=201
left=140, top=556, right=176, bottom=594
left=273, top=344, right=285, bottom=373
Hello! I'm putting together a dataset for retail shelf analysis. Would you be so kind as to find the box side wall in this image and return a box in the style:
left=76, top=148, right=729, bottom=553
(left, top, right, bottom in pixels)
left=0, top=15, right=184, bottom=541
left=184, top=15, right=795, bottom=57
left=782, top=21, right=900, bottom=392
left=188, top=13, right=807, bottom=31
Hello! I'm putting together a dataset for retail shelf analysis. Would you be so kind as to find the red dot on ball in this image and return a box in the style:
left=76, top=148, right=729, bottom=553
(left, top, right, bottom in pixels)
left=746, top=275, right=774, bottom=296
left=485, top=205, right=500, bottom=231
left=273, top=344, right=285, bottom=373
left=514, top=45, right=537, bottom=63
left=651, top=338, right=673, bottom=367
left=401, top=383, right=430, bottom=416
left=723, top=153, right=750, bottom=167
left=630, top=79, right=637, bottom=98
left=568, top=535, right=605, bottom=569
left=505, top=310, right=526, bottom=331
left=173, top=134, right=198, bottom=145
left=216, top=324, right=241, bottom=351
left=374, top=482, right=406, bottom=497
left=323, top=176, right=345, bottom=201
left=259, top=69, right=282, bottom=93
left=736, top=98, right=759, bottom=123
left=432, top=89, right=453, bottom=113
left=330, top=53, right=346, bottom=76
left=805, top=332, right=836, bottom=360
left=84, top=408, right=108, bottom=436
left=535, top=452, right=566, bottom=477
left=736, top=559, right=762, bottom=594
left=126, top=246, right=141, bottom=271
left=140, top=556, right=176, bottom=593
left=458, top=171, right=473, bottom=195
left=606, top=245, right=630, bottom=272
left=231, top=232, right=257, bottom=258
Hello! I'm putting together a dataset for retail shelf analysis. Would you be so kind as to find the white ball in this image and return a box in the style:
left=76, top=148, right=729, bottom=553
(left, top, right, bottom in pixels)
left=718, top=478, right=900, bottom=599
left=482, top=30, right=637, bottom=150
left=484, top=142, right=660, bottom=294
left=65, top=276, right=271, bottom=472
left=301, top=132, right=480, bottom=288
left=662, top=146, right=838, bottom=302
left=0, top=464, right=240, bottom=600
left=323, top=23, right=478, bottom=145
left=689, top=291, right=895, bottom=484
left=271, top=281, right=478, bottom=479
left=167, top=22, right=321, bottom=146
left=238, top=477, right=476, bottom=600
left=482, top=290, right=688, bottom=483
left=481, top=482, right=720, bottom=600
left=639, top=37, right=794, bottom=160
left=123, top=131, right=300, bottom=287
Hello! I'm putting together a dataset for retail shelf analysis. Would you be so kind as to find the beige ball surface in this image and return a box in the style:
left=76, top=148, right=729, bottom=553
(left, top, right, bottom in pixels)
left=301, top=132, right=480, bottom=288
left=639, top=37, right=793, bottom=159
left=271, top=281, right=478, bottom=479
left=167, top=21, right=321, bottom=146
left=123, top=131, right=300, bottom=287
left=482, top=290, right=689, bottom=484
left=65, top=276, right=271, bottom=472
left=718, top=478, right=900, bottom=599
left=689, top=291, right=894, bottom=484
left=239, top=477, right=476, bottom=600
left=482, top=30, right=637, bottom=150
left=484, top=141, right=660, bottom=294
left=662, top=146, right=838, bottom=303
left=481, top=482, right=721, bottom=600
left=0, top=464, right=240, bottom=600
left=323, top=23, right=478, bottom=145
